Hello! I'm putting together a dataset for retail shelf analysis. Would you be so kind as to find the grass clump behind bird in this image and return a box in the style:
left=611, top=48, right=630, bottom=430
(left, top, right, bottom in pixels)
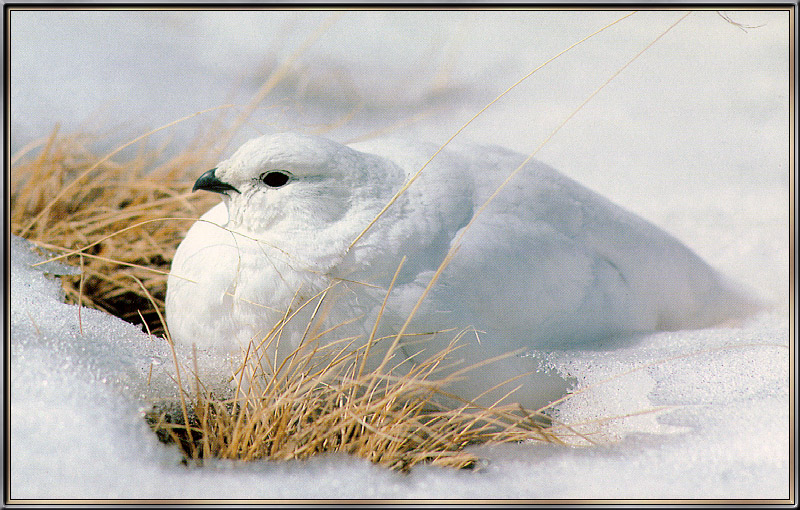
left=10, top=124, right=220, bottom=336
left=10, top=124, right=565, bottom=472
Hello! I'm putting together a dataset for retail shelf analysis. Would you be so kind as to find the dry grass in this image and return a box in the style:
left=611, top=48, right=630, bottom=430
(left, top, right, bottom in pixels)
left=10, top=124, right=221, bottom=335
left=152, top=304, right=563, bottom=472
left=10, top=123, right=564, bottom=472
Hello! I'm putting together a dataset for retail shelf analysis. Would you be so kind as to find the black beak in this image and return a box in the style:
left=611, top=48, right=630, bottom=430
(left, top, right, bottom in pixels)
left=192, top=168, right=240, bottom=194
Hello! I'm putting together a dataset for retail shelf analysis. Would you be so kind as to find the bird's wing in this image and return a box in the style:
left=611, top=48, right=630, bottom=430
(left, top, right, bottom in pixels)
left=397, top=142, right=753, bottom=350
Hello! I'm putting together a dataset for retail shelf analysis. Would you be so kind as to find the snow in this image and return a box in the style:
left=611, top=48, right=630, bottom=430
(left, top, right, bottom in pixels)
left=8, top=8, right=793, bottom=501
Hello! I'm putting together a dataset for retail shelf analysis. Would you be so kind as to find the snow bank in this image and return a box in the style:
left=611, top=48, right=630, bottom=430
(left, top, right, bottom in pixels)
left=9, top=235, right=789, bottom=500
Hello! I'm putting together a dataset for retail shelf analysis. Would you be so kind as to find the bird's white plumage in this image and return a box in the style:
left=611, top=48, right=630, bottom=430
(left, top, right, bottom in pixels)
left=166, top=132, right=754, bottom=409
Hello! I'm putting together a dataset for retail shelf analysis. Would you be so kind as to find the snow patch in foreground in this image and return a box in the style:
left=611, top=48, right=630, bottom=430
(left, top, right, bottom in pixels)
left=9, top=235, right=789, bottom=500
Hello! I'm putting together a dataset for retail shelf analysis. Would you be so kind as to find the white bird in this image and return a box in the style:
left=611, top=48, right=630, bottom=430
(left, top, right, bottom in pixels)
left=165, top=132, right=755, bottom=410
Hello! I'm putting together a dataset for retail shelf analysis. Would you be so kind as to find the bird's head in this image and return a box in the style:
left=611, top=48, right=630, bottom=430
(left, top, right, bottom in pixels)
left=193, top=133, right=403, bottom=236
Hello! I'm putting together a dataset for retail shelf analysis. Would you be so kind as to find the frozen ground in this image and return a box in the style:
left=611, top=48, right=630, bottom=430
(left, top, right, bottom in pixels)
left=8, top=8, right=793, bottom=501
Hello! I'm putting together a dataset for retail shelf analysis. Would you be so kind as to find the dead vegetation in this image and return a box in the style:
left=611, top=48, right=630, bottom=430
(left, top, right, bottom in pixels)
left=10, top=123, right=220, bottom=336
left=150, top=313, right=563, bottom=472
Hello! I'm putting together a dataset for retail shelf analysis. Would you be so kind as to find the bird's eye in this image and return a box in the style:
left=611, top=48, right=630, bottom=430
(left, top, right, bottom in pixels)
left=260, top=171, right=291, bottom=188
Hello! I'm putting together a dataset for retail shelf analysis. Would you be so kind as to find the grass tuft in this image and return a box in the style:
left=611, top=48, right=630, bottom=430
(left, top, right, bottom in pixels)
left=148, top=302, right=563, bottom=472
left=10, top=125, right=220, bottom=335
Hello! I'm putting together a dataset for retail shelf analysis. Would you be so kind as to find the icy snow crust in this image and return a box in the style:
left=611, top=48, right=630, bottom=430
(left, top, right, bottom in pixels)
left=9, top=237, right=789, bottom=500
left=9, top=9, right=791, bottom=501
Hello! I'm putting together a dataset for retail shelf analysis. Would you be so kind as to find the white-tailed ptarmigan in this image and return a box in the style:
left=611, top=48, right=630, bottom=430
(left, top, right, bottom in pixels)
left=165, top=132, right=756, bottom=410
